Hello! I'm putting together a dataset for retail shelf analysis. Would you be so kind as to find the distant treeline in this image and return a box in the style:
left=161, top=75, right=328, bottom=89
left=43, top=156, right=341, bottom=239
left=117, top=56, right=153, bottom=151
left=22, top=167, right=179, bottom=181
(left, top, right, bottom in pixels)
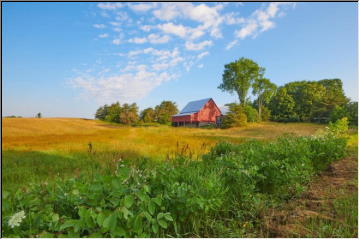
left=95, top=101, right=178, bottom=125
left=267, top=79, right=357, bottom=125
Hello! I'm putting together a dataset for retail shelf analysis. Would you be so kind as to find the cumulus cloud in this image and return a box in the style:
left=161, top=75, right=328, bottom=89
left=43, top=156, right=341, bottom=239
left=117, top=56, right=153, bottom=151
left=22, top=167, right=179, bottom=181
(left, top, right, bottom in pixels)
left=185, top=40, right=212, bottom=51
left=225, top=40, right=238, bottom=50
left=98, top=33, right=109, bottom=38
left=71, top=69, right=176, bottom=103
left=234, top=2, right=295, bottom=40
left=157, top=22, right=188, bottom=38
left=197, top=51, right=209, bottom=59
left=93, top=24, right=106, bottom=29
left=112, top=39, right=121, bottom=45
left=128, top=37, right=147, bottom=44
left=128, top=3, right=158, bottom=12
left=98, top=2, right=124, bottom=10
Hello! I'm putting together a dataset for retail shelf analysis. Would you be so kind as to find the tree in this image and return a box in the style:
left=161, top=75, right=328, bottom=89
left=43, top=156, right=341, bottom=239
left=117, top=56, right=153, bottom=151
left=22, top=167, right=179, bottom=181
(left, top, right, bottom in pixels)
left=269, top=88, right=298, bottom=122
left=140, top=108, right=155, bottom=123
left=220, top=103, right=247, bottom=128
left=36, top=113, right=42, bottom=118
left=219, top=57, right=265, bottom=105
left=105, top=102, right=122, bottom=123
left=154, top=101, right=178, bottom=124
left=252, top=78, right=276, bottom=120
left=284, top=81, right=325, bottom=121
left=119, top=103, right=139, bottom=125
left=312, top=79, right=349, bottom=121
left=95, top=104, right=109, bottom=120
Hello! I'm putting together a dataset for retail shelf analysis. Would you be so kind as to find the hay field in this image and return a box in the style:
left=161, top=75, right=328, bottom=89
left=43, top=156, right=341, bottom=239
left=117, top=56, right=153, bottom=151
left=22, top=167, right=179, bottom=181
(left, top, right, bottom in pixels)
left=2, top=118, right=325, bottom=190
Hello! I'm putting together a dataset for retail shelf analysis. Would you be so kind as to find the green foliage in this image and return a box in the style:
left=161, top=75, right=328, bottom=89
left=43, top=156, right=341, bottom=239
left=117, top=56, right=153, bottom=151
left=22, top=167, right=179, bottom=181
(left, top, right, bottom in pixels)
left=140, top=108, right=155, bottom=123
left=269, top=88, right=299, bottom=122
left=269, top=79, right=349, bottom=123
left=220, top=103, right=247, bottom=128
left=219, top=57, right=265, bottom=105
left=119, top=103, right=139, bottom=125
left=330, top=102, right=358, bottom=126
left=252, top=78, right=277, bottom=120
left=95, top=102, right=139, bottom=125
left=2, top=129, right=349, bottom=237
left=243, top=105, right=259, bottom=122
left=327, top=117, right=349, bottom=138
left=154, top=101, right=178, bottom=124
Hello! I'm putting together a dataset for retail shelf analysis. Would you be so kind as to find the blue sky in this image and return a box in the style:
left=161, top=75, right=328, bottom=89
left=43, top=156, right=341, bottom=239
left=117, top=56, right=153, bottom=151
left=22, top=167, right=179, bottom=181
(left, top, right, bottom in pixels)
left=3, top=2, right=358, bottom=118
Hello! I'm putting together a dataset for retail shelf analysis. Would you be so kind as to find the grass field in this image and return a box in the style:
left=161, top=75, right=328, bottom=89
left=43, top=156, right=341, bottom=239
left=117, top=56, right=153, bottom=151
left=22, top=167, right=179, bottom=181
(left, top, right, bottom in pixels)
left=3, top=118, right=325, bottom=190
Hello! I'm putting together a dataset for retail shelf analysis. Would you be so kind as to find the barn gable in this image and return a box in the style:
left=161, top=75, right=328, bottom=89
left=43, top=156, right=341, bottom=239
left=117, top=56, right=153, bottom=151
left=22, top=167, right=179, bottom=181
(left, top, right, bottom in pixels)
left=172, top=98, right=222, bottom=127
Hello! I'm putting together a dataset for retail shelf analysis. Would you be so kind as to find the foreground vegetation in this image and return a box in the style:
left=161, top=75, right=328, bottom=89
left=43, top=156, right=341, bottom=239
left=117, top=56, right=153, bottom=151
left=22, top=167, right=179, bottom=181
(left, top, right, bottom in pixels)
left=2, top=118, right=355, bottom=237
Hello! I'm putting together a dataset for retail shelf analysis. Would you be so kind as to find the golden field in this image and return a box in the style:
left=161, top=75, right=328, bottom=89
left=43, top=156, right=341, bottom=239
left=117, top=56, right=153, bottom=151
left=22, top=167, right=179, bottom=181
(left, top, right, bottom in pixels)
left=3, top=118, right=325, bottom=156
left=2, top=118, right=325, bottom=190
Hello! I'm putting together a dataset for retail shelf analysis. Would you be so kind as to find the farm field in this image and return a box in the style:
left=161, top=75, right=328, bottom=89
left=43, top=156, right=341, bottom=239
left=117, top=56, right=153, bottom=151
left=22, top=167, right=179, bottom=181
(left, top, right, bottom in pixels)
left=2, top=117, right=357, bottom=238
left=3, top=118, right=325, bottom=190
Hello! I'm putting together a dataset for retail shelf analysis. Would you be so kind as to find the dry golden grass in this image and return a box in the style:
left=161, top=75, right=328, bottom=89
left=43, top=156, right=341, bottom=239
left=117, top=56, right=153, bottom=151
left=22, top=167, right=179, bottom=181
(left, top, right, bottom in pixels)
left=3, top=118, right=325, bottom=159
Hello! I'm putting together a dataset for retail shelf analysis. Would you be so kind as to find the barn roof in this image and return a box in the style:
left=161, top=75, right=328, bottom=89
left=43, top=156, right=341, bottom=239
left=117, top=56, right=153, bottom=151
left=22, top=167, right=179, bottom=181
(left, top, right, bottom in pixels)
left=180, top=98, right=212, bottom=114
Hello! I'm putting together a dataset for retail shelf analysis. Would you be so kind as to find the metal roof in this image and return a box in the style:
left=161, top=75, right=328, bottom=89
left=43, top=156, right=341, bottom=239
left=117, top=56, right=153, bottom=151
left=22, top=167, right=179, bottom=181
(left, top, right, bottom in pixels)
left=179, top=98, right=212, bottom=114
left=172, top=111, right=197, bottom=117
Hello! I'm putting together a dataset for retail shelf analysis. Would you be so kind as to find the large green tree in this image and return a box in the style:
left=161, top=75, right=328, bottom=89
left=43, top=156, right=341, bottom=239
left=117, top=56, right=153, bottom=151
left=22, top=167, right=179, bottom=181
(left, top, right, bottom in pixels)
left=252, top=78, right=277, bottom=120
left=104, top=102, right=122, bottom=123
left=119, top=103, right=139, bottom=125
left=140, top=107, right=155, bottom=123
left=154, top=101, right=178, bottom=124
left=269, top=88, right=298, bottom=122
left=219, top=57, right=265, bottom=105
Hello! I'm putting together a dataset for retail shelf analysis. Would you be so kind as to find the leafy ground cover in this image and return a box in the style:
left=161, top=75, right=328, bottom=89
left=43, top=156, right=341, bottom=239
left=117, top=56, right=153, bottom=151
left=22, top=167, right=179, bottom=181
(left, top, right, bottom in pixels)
left=2, top=119, right=352, bottom=237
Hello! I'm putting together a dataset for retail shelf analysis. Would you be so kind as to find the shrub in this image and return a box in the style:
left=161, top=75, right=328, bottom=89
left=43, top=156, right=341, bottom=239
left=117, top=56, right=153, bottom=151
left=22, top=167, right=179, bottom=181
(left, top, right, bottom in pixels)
left=243, top=105, right=259, bottom=122
left=221, top=103, right=247, bottom=129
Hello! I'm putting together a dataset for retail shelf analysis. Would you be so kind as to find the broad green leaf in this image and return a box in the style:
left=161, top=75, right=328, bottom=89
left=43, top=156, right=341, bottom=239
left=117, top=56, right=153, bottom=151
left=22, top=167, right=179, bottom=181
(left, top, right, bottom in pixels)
left=148, top=201, right=155, bottom=215
left=158, top=219, right=168, bottom=229
left=143, top=211, right=152, bottom=221
left=111, top=227, right=125, bottom=237
left=103, top=214, right=117, bottom=230
left=120, top=207, right=132, bottom=220
left=60, top=220, right=76, bottom=230
left=164, top=213, right=173, bottom=222
left=153, top=197, right=162, bottom=206
left=152, top=223, right=159, bottom=234
left=157, top=212, right=164, bottom=221
left=124, top=195, right=134, bottom=208
left=97, top=213, right=106, bottom=226
left=51, top=213, right=59, bottom=222
left=133, top=215, right=143, bottom=233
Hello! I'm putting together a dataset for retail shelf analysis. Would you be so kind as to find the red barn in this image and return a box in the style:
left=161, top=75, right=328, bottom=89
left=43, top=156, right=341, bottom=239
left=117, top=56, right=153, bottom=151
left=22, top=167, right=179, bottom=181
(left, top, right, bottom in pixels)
left=172, top=98, right=222, bottom=127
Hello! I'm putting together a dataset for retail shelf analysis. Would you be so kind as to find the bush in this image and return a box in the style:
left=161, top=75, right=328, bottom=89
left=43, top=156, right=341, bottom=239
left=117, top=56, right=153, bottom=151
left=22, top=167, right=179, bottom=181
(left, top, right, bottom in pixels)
left=220, top=103, right=247, bottom=129
left=243, top=105, right=259, bottom=122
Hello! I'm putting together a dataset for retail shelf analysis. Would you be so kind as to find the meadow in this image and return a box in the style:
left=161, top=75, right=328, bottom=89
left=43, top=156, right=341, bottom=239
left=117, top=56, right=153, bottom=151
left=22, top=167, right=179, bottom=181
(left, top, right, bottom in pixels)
left=3, top=118, right=324, bottom=190
left=2, top=118, right=357, bottom=237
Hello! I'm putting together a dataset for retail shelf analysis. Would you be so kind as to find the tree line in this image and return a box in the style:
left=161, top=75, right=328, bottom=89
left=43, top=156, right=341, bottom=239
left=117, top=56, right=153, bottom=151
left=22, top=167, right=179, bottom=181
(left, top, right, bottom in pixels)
left=95, top=101, right=178, bottom=125
left=95, top=57, right=357, bottom=128
left=218, top=57, right=357, bottom=128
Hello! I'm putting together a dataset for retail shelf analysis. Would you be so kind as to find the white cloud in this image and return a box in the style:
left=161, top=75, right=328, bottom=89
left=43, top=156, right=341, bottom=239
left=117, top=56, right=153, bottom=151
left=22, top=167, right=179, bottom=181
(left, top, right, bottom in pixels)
left=98, top=3, right=124, bottom=10
left=225, top=40, right=238, bottom=50
left=153, top=4, right=180, bottom=21
left=197, top=64, right=204, bottom=68
left=109, top=22, right=121, bottom=27
left=185, top=40, right=212, bottom=51
left=129, top=3, right=157, bottom=12
left=93, top=24, right=106, bottom=29
left=157, top=23, right=188, bottom=38
left=71, top=69, right=176, bottom=103
left=234, top=2, right=295, bottom=40
left=98, top=33, right=109, bottom=38
left=197, top=51, right=209, bottom=59
left=128, top=37, right=147, bottom=44
left=112, top=39, right=121, bottom=45
left=148, top=34, right=170, bottom=44
left=140, top=25, right=152, bottom=32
